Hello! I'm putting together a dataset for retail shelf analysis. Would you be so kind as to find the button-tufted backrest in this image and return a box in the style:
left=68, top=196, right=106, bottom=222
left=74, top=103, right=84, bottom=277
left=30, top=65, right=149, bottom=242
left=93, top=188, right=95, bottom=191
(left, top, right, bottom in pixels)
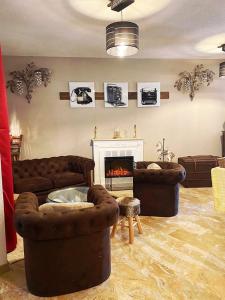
left=134, top=161, right=186, bottom=184
left=13, top=156, right=72, bottom=180
left=136, top=161, right=182, bottom=170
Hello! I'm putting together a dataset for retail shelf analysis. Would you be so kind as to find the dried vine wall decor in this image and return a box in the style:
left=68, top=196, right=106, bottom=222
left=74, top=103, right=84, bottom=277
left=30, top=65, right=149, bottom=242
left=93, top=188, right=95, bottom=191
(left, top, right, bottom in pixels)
left=174, top=64, right=215, bottom=101
left=7, top=62, right=52, bottom=103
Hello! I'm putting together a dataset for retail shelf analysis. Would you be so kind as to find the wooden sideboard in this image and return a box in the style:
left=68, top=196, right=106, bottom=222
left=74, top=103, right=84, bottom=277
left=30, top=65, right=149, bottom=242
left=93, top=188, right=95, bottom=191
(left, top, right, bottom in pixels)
left=222, top=131, right=225, bottom=157
left=10, top=135, right=23, bottom=161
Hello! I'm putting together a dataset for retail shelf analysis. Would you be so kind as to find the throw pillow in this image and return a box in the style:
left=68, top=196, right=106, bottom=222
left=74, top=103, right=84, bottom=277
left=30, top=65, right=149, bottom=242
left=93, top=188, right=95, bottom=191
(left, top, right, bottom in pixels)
left=147, top=163, right=162, bottom=170
left=39, top=202, right=94, bottom=213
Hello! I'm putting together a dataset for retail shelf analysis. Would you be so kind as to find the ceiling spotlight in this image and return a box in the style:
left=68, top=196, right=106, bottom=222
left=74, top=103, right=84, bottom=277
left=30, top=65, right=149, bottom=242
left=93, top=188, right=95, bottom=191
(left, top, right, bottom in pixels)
left=106, top=0, right=139, bottom=57
left=108, top=0, right=135, bottom=12
left=218, top=44, right=225, bottom=52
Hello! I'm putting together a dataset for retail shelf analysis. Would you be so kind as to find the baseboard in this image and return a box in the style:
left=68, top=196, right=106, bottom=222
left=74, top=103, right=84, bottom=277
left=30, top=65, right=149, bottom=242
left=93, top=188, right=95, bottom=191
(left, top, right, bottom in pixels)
left=0, top=263, right=10, bottom=275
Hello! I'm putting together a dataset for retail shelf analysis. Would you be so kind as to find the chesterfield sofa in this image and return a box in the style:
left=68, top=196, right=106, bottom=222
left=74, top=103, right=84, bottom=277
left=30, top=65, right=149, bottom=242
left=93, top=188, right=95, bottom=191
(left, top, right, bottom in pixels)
left=13, top=155, right=95, bottom=205
left=133, top=161, right=186, bottom=217
left=14, top=185, right=119, bottom=297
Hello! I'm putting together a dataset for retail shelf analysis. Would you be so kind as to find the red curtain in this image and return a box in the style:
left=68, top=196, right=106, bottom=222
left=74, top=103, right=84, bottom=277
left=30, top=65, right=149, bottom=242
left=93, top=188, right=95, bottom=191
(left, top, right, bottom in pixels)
left=0, top=47, right=17, bottom=253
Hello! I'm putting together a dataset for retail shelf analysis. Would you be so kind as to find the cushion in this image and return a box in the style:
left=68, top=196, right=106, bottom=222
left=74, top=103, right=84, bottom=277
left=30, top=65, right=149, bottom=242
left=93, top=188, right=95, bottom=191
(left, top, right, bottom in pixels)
left=14, top=177, right=53, bottom=193
left=51, top=172, right=84, bottom=188
left=147, top=163, right=162, bottom=170
left=39, top=202, right=94, bottom=213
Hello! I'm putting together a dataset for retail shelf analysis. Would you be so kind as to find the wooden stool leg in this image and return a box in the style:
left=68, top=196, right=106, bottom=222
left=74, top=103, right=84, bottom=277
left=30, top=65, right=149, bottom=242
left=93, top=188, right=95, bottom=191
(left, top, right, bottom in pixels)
left=135, top=215, right=143, bottom=234
left=121, top=217, right=125, bottom=229
left=111, top=222, right=117, bottom=238
left=128, top=217, right=134, bottom=244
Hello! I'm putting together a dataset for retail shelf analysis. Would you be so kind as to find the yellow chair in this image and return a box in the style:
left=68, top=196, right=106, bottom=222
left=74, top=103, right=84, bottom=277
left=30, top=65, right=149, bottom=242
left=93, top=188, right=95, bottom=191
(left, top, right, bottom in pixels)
left=211, top=167, right=225, bottom=212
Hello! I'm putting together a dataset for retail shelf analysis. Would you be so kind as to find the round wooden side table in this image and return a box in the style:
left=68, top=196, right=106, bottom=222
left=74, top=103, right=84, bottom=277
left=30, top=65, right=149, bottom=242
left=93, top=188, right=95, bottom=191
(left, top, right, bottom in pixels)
left=111, top=197, right=143, bottom=244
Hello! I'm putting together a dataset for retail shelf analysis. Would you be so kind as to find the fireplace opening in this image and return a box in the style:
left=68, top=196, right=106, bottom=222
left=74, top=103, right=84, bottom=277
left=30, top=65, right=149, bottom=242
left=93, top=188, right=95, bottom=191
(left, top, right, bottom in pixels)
left=105, top=156, right=134, bottom=190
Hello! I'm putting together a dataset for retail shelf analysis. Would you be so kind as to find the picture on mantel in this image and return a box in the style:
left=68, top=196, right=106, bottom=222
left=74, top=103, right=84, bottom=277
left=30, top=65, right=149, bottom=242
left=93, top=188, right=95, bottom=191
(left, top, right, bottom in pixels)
left=104, top=82, right=128, bottom=108
left=69, top=82, right=95, bottom=108
left=137, top=82, right=160, bottom=107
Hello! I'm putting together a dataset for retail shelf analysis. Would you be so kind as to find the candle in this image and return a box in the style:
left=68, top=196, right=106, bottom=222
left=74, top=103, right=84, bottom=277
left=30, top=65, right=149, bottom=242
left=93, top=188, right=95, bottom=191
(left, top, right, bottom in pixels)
left=133, top=124, right=137, bottom=138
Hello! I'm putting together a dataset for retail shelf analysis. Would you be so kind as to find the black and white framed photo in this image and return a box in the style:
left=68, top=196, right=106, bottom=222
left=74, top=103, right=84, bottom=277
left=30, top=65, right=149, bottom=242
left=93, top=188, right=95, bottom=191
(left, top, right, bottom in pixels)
left=104, top=82, right=128, bottom=108
left=69, top=82, right=95, bottom=108
left=137, top=82, right=160, bottom=107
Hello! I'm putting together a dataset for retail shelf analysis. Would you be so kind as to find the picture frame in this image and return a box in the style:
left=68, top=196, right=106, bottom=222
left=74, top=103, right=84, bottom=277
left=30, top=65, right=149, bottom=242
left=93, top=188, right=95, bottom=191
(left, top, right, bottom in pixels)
left=69, top=82, right=95, bottom=108
left=104, top=82, right=128, bottom=108
left=137, top=82, right=160, bottom=107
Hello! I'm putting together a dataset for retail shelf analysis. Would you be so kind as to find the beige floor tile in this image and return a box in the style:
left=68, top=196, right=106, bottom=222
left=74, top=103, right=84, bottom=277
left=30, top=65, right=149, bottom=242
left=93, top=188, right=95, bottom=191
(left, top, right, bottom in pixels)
left=0, top=187, right=225, bottom=299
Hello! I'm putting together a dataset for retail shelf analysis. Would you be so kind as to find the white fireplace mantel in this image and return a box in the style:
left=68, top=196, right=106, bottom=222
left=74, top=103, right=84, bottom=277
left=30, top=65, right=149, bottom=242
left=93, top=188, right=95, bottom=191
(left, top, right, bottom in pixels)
left=92, top=138, right=144, bottom=186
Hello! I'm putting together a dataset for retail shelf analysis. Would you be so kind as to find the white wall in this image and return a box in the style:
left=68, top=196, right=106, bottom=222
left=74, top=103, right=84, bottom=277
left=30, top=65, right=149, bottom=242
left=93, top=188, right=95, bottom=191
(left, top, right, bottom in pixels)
left=3, top=56, right=225, bottom=161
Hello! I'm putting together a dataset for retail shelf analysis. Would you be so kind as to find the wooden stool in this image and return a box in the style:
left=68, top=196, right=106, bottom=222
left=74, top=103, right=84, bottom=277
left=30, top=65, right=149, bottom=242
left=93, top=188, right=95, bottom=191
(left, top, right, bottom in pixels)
left=111, top=197, right=143, bottom=244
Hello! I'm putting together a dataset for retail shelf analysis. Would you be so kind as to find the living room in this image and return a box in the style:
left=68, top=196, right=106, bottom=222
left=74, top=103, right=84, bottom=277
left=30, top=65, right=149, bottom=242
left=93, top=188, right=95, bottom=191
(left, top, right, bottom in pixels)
left=0, top=0, right=225, bottom=299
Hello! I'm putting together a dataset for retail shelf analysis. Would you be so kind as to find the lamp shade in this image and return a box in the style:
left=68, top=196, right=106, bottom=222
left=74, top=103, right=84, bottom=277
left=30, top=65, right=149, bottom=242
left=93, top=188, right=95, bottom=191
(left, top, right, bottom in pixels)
left=219, top=62, right=225, bottom=78
left=106, top=21, right=139, bottom=57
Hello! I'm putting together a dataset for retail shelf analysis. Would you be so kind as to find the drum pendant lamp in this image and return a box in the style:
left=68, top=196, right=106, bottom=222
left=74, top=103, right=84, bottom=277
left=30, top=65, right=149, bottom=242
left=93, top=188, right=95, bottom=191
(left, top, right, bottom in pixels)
left=106, top=21, right=139, bottom=57
left=106, top=1, right=139, bottom=57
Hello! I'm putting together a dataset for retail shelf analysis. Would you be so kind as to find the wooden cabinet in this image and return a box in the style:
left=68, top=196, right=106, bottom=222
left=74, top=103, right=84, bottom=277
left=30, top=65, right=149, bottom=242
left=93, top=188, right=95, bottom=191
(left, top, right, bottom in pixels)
left=10, top=135, right=22, bottom=161
left=222, top=131, right=225, bottom=157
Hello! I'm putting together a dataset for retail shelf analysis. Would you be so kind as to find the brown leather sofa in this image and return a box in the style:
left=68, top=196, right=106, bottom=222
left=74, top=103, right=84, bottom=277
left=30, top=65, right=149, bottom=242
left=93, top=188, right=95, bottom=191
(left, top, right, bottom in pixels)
left=13, top=155, right=95, bottom=204
left=133, top=161, right=186, bottom=217
left=14, top=185, right=119, bottom=297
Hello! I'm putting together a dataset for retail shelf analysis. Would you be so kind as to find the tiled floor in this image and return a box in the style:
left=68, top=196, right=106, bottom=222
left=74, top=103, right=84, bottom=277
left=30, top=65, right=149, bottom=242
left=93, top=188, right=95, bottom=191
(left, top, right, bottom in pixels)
left=1, top=187, right=225, bottom=299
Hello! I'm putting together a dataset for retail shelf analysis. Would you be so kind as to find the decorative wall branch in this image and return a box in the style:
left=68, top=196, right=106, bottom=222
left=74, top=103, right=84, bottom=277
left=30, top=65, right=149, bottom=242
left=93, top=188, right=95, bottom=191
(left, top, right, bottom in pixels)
left=7, top=62, right=52, bottom=103
left=156, top=138, right=175, bottom=162
left=174, top=64, right=215, bottom=101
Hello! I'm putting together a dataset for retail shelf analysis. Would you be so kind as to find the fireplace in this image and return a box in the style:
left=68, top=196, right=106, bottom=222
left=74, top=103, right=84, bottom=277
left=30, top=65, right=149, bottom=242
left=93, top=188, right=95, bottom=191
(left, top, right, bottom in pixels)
left=105, top=156, right=134, bottom=190
left=92, top=138, right=144, bottom=187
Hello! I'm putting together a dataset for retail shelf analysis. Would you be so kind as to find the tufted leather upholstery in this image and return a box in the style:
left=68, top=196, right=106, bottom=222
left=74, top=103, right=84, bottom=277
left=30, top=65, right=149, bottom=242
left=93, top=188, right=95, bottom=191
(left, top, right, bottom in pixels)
left=14, top=176, right=53, bottom=193
left=14, top=185, right=119, bottom=297
left=134, top=161, right=186, bottom=217
left=13, top=156, right=95, bottom=204
left=135, top=161, right=186, bottom=184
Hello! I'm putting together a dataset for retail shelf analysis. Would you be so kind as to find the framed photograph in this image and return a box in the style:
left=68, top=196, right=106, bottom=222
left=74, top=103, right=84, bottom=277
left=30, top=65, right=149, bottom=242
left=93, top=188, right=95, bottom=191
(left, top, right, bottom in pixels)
left=104, top=82, right=128, bottom=108
left=137, top=82, right=160, bottom=107
left=69, top=82, right=95, bottom=108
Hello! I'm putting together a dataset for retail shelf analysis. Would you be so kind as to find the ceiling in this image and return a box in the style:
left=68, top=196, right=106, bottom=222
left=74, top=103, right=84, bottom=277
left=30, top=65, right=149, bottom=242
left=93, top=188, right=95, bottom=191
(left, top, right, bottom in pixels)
left=1, top=0, right=225, bottom=59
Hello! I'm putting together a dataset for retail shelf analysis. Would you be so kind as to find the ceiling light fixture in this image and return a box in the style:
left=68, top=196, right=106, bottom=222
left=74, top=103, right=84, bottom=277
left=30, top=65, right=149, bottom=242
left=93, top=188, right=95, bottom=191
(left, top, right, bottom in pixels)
left=108, top=0, right=135, bottom=12
left=106, top=0, right=139, bottom=57
left=218, top=44, right=225, bottom=52
left=219, top=43, right=225, bottom=78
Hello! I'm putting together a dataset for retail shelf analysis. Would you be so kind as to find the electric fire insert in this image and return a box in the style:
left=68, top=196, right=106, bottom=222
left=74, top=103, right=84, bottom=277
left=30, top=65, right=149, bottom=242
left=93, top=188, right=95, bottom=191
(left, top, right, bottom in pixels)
left=105, top=156, right=134, bottom=190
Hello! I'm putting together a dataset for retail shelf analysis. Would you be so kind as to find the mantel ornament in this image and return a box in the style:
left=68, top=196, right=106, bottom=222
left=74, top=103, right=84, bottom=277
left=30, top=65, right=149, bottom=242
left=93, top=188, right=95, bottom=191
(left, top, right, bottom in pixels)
left=7, top=62, right=52, bottom=103
left=174, top=64, right=215, bottom=101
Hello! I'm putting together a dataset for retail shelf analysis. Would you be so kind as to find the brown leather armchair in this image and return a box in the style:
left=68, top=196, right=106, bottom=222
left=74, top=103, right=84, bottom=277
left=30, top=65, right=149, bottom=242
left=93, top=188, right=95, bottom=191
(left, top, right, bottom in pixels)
left=14, top=185, right=119, bottom=297
left=133, top=161, right=186, bottom=217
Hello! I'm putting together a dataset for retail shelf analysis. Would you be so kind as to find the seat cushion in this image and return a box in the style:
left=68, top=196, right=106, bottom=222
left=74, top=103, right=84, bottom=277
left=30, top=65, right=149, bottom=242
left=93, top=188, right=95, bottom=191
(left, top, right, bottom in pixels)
left=51, top=172, right=85, bottom=188
left=14, top=177, right=53, bottom=193
left=147, top=163, right=161, bottom=170
left=39, top=202, right=94, bottom=213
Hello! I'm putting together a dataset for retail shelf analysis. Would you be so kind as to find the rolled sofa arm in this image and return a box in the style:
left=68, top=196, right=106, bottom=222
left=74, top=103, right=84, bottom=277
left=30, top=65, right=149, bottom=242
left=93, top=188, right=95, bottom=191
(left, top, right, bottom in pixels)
left=70, top=156, right=95, bottom=186
left=14, top=186, right=119, bottom=241
left=133, top=164, right=186, bottom=185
